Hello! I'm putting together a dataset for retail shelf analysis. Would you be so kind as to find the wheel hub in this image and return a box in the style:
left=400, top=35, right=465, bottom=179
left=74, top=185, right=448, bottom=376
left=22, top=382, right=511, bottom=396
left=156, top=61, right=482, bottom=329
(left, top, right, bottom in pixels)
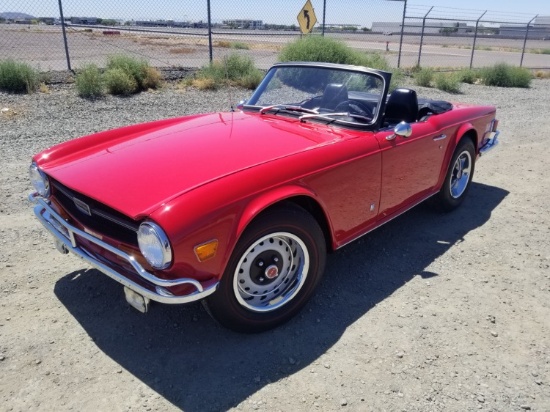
left=251, top=251, right=283, bottom=285
left=265, top=264, right=279, bottom=280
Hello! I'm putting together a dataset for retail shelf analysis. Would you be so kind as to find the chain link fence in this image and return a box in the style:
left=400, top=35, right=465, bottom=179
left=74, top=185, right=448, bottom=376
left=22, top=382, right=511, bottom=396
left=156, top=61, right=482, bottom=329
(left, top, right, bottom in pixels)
left=1, top=0, right=549, bottom=73
left=401, top=6, right=549, bottom=70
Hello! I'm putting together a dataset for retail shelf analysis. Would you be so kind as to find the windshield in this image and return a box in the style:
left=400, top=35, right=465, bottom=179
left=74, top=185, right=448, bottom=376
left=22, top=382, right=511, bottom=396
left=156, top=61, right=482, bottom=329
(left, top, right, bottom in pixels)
left=245, top=65, right=386, bottom=127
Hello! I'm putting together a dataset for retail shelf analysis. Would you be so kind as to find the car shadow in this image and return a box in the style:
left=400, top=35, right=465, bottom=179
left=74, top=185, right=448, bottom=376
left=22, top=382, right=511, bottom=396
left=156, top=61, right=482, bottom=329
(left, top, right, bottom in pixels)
left=53, top=182, right=508, bottom=412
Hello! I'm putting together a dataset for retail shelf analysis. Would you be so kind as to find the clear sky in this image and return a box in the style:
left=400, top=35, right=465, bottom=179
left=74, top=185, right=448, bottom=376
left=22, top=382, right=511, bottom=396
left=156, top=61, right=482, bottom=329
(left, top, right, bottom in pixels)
left=3, top=0, right=549, bottom=26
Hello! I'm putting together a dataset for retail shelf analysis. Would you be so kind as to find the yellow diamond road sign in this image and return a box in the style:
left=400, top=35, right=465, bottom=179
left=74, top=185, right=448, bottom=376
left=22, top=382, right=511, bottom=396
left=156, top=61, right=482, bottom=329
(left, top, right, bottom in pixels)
left=297, top=0, right=317, bottom=34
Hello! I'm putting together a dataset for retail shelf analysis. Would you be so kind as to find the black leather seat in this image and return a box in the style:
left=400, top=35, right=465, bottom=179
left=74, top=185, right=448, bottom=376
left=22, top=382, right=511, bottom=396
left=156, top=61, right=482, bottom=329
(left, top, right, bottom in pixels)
left=320, top=83, right=348, bottom=111
left=384, top=88, right=418, bottom=124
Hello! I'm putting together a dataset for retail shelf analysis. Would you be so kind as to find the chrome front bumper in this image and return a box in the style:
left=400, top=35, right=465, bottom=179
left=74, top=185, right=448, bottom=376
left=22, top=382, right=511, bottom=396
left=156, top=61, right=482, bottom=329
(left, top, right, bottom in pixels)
left=479, top=130, right=499, bottom=156
left=30, top=194, right=218, bottom=304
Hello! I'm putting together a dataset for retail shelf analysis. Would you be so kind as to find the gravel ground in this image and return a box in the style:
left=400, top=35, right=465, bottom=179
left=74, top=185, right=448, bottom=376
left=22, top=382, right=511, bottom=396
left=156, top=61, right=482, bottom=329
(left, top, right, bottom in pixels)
left=0, top=79, right=549, bottom=412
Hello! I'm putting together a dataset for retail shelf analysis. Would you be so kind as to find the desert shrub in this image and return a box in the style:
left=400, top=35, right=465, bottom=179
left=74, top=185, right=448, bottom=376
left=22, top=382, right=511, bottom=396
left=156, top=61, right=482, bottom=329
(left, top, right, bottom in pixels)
left=278, top=36, right=401, bottom=89
left=458, top=68, right=480, bottom=84
left=106, top=55, right=161, bottom=91
left=237, top=71, right=264, bottom=89
left=279, top=35, right=390, bottom=71
left=480, top=63, right=532, bottom=88
left=279, top=35, right=358, bottom=65
left=193, top=54, right=263, bottom=90
left=534, top=70, right=550, bottom=79
left=231, top=42, right=249, bottom=50
left=103, top=68, right=138, bottom=95
left=191, top=77, right=217, bottom=90
left=75, top=64, right=104, bottom=98
left=141, top=66, right=162, bottom=89
left=0, top=59, right=39, bottom=93
left=413, top=67, right=434, bottom=87
left=434, top=73, right=461, bottom=93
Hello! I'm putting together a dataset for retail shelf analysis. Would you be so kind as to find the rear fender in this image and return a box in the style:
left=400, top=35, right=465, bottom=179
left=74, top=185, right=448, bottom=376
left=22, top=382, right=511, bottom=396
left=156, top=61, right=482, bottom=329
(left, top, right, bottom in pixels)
left=455, top=123, right=478, bottom=149
left=435, top=122, right=476, bottom=191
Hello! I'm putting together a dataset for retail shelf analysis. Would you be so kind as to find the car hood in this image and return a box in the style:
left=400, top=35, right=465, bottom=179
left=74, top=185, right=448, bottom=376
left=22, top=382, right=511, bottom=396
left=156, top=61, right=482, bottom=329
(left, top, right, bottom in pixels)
left=38, top=112, right=338, bottom=219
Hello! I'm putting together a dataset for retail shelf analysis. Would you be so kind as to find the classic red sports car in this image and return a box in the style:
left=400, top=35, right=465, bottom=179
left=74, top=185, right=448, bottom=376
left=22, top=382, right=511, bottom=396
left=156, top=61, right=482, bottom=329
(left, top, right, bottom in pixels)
left=30, top=62, right=499, bottom=332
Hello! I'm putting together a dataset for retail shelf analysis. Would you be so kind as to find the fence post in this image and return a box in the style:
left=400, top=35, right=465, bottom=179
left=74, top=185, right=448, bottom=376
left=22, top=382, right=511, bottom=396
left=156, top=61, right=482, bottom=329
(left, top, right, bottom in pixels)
left=470, top=10, right=486, bottom=69
left=322, top=0, right=326, bottom=36
left=520, top=15, right=537, bottom=67
left=417, top=6, right=433, bottom=67
left=57, top=0, right=72, bottom=71
left=207, top=0, right=213, bottom=63
left=397, top=0, right=407, bottom=68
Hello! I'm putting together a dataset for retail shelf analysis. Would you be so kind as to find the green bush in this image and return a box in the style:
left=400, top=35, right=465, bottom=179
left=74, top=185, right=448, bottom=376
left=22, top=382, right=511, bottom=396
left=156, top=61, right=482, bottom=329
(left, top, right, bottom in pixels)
left=279, top=35, right=390, bottom=70
left=434, top=73, right=461, bottom=93
left=103, top=68, right=138, bottom=95
left=106, top=55, right=162, bottom=91
left=278, top=36, right=401, bottom=89
left=480, top=63, right=532, bottom=88
left=0, top=59, right=39, bottom=93
left=75, top=64, right=104, bottom=98
left=193, top=54, right=263, bottom=90
left=413, top=67, right=434, bottom=87
left=458, top=68, right=480, bottom=84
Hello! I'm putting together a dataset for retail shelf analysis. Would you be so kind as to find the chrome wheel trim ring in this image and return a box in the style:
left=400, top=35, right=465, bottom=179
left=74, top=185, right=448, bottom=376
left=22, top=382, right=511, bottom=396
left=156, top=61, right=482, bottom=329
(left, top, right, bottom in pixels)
left=450, top=150, right=472, bottom=199
left=232, top=232, right=309, bottom=313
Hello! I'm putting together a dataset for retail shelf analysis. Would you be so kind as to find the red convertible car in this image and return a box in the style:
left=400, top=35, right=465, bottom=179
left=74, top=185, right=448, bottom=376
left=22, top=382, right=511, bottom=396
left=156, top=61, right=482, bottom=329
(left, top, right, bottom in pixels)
left=30, top=62, right=499, bottom=332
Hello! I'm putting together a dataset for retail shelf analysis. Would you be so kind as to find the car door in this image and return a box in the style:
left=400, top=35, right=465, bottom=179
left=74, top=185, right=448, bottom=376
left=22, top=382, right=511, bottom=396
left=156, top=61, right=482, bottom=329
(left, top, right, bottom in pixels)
left=375, top=121, right=452, bottom=219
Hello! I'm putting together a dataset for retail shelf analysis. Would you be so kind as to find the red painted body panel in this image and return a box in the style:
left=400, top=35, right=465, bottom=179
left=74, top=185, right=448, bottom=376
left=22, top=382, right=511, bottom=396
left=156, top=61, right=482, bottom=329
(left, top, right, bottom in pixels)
left=35, top=112, right=338, bottom=219
left=33, top=101, right=496, bottom=290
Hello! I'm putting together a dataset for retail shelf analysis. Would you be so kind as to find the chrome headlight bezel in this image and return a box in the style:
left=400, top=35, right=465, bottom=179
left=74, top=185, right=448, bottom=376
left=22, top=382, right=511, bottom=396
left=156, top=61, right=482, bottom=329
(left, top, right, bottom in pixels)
left=137, top=221, right=173, bottom=270
left=29, top=162, right=51, bottom=198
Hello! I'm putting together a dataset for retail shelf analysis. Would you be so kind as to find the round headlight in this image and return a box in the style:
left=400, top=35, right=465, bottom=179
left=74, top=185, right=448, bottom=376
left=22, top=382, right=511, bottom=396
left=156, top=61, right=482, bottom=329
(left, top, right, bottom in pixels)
left=29, top=162, right=50, bottom=197
left=137, top=222, right=172, bottom=270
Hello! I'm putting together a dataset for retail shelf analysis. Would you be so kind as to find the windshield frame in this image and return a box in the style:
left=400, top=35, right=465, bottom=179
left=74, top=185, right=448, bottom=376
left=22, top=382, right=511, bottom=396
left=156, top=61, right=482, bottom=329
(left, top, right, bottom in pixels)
left=243, top=62, right=392, bottom=131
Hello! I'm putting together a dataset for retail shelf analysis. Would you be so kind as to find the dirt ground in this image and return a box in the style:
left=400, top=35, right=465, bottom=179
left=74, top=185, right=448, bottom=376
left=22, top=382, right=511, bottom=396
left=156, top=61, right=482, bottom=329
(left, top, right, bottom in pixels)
left=0, top=79, right=549, bottom=411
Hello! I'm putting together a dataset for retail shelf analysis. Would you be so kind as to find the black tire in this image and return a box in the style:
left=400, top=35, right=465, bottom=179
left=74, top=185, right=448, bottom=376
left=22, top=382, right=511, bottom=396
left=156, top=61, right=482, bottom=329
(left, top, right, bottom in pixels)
left=204, top=205, right=326, bottom=333
left=433, top=138, right=476, bottom=212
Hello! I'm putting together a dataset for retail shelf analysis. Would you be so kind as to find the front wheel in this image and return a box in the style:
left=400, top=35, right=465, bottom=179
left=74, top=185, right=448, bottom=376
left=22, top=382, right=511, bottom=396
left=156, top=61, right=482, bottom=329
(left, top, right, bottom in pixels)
left=433, top=138, right=476, bottom=211
left=204, top=205, right=326, bottom=333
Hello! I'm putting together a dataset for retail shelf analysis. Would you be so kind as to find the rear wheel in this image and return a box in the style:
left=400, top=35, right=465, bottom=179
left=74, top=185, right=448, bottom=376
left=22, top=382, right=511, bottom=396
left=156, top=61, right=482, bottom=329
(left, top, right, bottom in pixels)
left=204, top=205, right=326, bottom=333
left=433, top=138, right=476, bottom=211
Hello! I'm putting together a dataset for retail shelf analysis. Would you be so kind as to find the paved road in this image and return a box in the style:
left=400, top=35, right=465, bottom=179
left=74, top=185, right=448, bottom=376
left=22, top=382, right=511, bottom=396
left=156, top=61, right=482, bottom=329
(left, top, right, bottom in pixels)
left=1, top=24, right=549, bottom=71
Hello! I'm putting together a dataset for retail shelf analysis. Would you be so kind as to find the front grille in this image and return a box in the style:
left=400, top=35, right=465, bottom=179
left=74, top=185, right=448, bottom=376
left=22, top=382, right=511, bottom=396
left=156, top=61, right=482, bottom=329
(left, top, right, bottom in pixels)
left=51, top=179, right=139, bottom=246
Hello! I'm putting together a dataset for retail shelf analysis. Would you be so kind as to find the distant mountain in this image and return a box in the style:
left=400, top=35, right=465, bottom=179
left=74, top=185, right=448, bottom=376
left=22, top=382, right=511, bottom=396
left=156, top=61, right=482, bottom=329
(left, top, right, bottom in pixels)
left=0, top=12, right=35, bottom=20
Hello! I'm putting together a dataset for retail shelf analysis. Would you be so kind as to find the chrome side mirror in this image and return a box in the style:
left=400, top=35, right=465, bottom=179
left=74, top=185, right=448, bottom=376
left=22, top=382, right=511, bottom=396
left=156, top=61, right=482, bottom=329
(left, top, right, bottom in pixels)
left=394, top=121, right=412, bottom=137
left=385, top=122, right=412, bottom=141
left=236, top=100, right=246, bottom=110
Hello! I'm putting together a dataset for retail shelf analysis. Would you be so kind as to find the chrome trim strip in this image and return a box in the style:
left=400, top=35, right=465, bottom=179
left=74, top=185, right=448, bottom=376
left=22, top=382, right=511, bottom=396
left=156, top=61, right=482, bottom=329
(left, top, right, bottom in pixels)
left=29, top=194, right=218, bottom=304
left=52, top=182, right=139, bottom=232
left=433, top=134, right=447, bottom=141
left=92, top=209, right=139, bottom=231
left=479, top=130, right=500, bottom=156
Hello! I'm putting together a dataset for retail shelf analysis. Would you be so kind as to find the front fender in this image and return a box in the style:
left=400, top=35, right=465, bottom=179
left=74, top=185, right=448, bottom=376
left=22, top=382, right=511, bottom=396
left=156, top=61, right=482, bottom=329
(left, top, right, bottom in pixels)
left=235, top=185, right=325, bottom=238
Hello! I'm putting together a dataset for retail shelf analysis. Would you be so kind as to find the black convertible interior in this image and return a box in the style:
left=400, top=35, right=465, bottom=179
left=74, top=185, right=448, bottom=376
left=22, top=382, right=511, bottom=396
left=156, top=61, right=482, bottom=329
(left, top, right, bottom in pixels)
left=302, top=83, right=453, bottom=126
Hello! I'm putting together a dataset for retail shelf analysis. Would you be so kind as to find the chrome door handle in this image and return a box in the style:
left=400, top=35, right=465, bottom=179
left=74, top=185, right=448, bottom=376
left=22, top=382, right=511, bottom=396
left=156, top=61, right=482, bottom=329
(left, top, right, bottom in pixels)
left=433, top=134, right=447, bottom=141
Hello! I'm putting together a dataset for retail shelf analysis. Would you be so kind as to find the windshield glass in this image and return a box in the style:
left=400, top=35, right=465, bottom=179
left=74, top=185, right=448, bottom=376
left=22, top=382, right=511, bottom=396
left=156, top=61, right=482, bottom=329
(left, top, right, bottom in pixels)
left=245, top=65, right=386, bottom=127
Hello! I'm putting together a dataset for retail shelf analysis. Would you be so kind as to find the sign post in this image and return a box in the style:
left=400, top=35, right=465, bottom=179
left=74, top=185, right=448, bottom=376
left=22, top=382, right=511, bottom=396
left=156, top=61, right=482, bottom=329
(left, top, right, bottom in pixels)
left=297, top=0, right=318, bottom=34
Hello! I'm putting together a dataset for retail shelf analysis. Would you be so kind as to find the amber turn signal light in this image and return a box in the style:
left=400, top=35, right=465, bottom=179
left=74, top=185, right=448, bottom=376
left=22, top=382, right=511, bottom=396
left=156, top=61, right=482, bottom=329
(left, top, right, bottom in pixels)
left=194, top=240, right=219, bottom=262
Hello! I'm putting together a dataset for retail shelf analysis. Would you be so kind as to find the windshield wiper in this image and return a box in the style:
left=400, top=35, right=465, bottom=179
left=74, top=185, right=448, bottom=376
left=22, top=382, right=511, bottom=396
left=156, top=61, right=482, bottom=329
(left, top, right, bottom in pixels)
left=260, top=105, right=319, bottom=115
left=299, top=112, right=372, bottom=123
